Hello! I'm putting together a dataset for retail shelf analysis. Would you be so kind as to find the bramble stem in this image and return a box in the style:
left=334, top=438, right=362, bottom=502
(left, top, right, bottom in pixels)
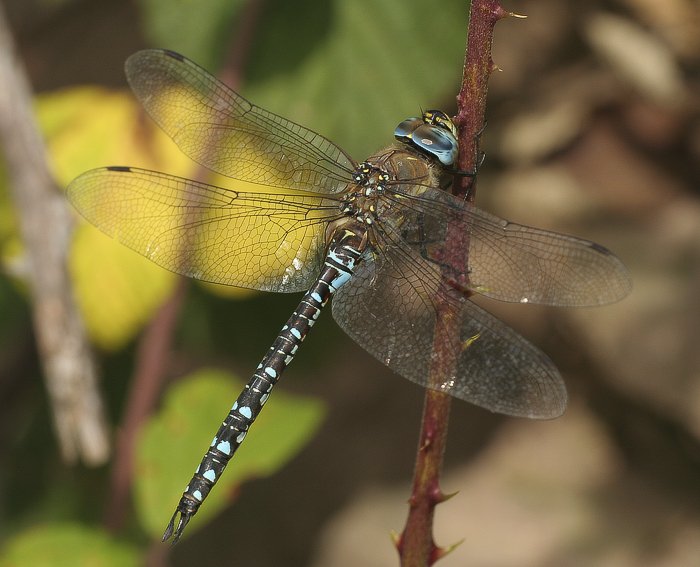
left=396, top=1, right=511, bottom=564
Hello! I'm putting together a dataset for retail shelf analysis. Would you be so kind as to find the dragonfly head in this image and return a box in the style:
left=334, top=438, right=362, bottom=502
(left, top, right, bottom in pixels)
left=394, top=110, right=459, bottom=167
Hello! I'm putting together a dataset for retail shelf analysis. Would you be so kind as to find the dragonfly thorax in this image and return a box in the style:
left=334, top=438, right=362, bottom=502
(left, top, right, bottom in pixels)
left=340, top=161, right=391, bottom=226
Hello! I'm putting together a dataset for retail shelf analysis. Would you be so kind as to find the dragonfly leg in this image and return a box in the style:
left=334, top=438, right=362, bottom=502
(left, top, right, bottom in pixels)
left=446, top=120, right=487, bottom=188
left=446, top=150, right=486, bottom=178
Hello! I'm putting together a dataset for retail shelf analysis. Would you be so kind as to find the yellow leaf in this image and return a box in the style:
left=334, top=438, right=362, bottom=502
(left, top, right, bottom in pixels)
left=40, top=86, right=193, bottom=349
left=198, top=280, right=256, bottom=299
left=38, top=85, right=195, bottom=185
left=43, top=86, right=298, bottom=345
left=69, top=223, right=175, bottom=351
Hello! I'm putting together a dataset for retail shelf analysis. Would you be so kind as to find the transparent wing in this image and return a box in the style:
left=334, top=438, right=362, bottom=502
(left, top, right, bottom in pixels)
left=66, top=167, right=340, bottom=292
left=332, top=227, right=566, bottom=419
left=382, top=185, right=632, bottom=306
left=125, top=49, right=355, bottom=193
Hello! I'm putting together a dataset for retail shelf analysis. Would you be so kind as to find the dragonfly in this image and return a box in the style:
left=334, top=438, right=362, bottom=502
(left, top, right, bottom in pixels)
left=66, top=49, right=631, bottom=543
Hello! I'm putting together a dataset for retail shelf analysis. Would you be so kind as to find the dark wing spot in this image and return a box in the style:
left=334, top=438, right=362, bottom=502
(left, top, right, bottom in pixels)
left=162, top=49, right=185, bottom=62
left=589, top=242, right=612, bottom=255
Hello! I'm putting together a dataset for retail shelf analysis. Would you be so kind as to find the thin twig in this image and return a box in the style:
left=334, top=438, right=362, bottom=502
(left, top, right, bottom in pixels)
left=397, top=1, right=512, bottom=565
left=103, top=279, right=189, bottom=531
left=0, top=3, right=109, bottom=465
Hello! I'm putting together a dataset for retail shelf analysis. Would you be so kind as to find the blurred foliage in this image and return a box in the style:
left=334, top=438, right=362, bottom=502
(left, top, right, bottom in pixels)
left=0, top=162, right=21, bottom=266
left=134, top=368, right=326, bottom=540
left=0, top=524, right=140, bottom=567
left=69, top=225, right=174, bottom=350
left=29, top=0, right=467, bottom=348
left=36, top=87, right=190, bottom=349
left=37, top=87, right=192, bottom=184
left=138, top=0, right=466, bottom=157
left=245, top=0, right=465, bottom=158
left=138, top=0, right=248, bottom=69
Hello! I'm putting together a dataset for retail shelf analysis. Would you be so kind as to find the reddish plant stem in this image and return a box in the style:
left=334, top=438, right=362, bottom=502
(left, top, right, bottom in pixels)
left=453, top=1, right=509, bottom=202
left=104, top=279, right=189, bottom=532
left=397, top=1, right=510, bottom=565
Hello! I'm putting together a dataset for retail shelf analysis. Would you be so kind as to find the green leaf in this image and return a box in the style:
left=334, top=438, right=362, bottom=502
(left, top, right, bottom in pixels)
left=133, top=0, right=466, bottom=157
left=245, top=0, right=467, bottom=157
left=134, top=368, right=326, bottom=540
left=137, top=0, right=247, bottom=69
left=0, top=524, right=140, bottom=567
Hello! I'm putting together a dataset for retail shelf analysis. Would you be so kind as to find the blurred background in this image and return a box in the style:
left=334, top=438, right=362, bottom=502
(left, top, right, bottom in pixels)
left=0, top=0, right=698, bottom=566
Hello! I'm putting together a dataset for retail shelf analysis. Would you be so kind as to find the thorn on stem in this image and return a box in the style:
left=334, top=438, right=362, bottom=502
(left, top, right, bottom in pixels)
left=390, top=529, right=401, bottom=549
left=419, top=426, right=435, bottom=451
left=433, top=538, right=466, bottom=561
left=436, top=489, right=460, bottom=503
left=429, top=481, right=454, bottom=505
left=493, top=3, right=510, bottom=21
left=494, top=3, right=528, bottom=21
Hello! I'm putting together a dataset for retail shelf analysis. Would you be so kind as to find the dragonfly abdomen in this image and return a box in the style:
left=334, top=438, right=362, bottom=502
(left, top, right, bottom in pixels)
left=163, top=225, right=368, bottom=543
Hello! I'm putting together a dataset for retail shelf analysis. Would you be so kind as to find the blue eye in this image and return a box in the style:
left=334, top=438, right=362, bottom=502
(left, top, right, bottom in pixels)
left=410, top=124, right=458, bottom=166
left=394, top=117, right=423, bottom=141
left=394, top=114, right=459, bottom=167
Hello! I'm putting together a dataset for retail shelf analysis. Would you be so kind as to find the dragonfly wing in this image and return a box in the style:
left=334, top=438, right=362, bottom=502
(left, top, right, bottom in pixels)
left=332, top=228, right=566, bottom=419
left=385, top=185, right=632, bottom=306
left=466, top=205, right=632, bottom=306
left=67, top=167, right=337, bottom=292
left=124, top=49, right=355, bottom=193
